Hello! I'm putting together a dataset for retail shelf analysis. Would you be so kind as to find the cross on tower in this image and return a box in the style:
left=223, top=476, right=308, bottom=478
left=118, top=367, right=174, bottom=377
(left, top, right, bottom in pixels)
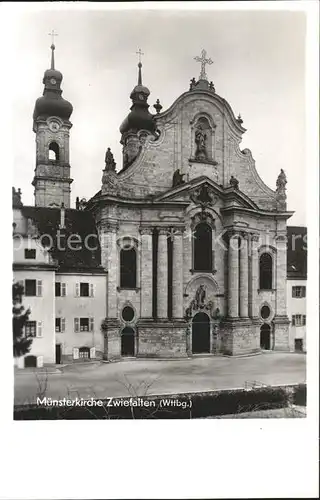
left=136, top=48, right=144, bottom=64
left=194, top=49, right=213, bottom=81
left=48, top=29, right=58, bottom=47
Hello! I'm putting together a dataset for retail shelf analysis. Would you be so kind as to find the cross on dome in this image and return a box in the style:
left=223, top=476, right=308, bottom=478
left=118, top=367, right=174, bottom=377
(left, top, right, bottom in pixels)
left=48, top=30, right=58, bottom=69
left=136, top=48, right=144, bottom=64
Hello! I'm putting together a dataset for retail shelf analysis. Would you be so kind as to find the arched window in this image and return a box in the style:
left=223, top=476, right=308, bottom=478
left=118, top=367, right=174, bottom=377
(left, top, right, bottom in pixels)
left=194, top=222, right=212, bottom=271
left=49, top=142, right=60, bottom=161
left=259, top=253, right=272, bottom=290
left=120, top=248, right=137, bottom=288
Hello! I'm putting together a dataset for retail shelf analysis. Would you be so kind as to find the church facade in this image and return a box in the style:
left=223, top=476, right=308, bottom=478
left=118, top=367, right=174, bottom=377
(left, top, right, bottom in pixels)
left=13, top=45, right=293, bottom=366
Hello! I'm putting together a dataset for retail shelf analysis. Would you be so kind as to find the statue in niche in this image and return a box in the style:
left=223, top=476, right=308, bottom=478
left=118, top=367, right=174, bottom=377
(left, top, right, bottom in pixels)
left=172, top=169, right=185, bottom=188
left=195, top=125, right=207, bottom=160
left=195, top=285, right=206, bottom=308
left=229, top=175, right=239, bottom=189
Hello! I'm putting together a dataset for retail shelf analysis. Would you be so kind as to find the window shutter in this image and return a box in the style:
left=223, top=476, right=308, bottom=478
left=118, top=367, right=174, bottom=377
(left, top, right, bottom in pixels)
left=61, top=318, right=66, bottom=333
left=292, top=287, right=295, bottom=298
left=90, top=347, right=96, bottom=359
left=36, top=321, right=43, bottom=338
left=75, top=283, right=80, bottom=297
left=73, top=348, right=79, bottom=360
left=37, top=356, right=44, bottom=368
left=90, top=317, right=94, bottom=332
left=90, top=283, right=94, bottom=297
left=291, top=315, right=296, bottom=326
left=36, top=280, right=43, bottom=297
left=302, top=287, right=306, bottom=298
left=74, top=318, right=80, bottom=332
left=303, top=315, right=306, bottom=326
left=61, top=283, right=67, bottom=297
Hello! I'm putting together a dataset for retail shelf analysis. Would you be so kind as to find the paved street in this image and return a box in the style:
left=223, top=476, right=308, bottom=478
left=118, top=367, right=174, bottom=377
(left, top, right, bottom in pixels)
left=14, top=351, right=306, bottom=405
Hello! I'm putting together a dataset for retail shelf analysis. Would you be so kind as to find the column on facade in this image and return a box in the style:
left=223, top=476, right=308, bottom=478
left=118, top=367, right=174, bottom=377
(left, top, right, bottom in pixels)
left=140, top=227, right=153, bottom=318
left=172, top=227, right=184, bottom=319
left=157, top=228, right=169, bottom=319
left=239, top=232, right=249, bottom=318
left=228, top=232, right=239, bottom=318
left=250, top=234, right=260, bottom=318
left=101, top=222, right=118, bottom=318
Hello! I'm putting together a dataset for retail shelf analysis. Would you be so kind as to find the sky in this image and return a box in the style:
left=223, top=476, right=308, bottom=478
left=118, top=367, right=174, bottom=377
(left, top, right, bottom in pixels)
left=11, top=6, right=306, bottom=225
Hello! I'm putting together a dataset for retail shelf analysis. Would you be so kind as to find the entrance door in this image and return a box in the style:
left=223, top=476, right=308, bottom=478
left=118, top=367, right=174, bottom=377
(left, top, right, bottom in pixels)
left=295, top=339, right=303, bottom=352
left=55, top=344, right=62, bottom=364
left=121, top=327, right=135, bottom=357
left=192, top=312, right=210, bottom=354
left=260, top=324, right=271, bottom=350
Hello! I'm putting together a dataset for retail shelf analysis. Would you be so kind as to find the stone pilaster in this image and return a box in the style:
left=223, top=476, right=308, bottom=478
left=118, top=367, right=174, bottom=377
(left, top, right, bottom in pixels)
left=172, top=228, right=184, bottom=319
left=275, top=235, right=288, bottom=317
left=228, top=233, right=239, bottom=318
left=239, top=233, right=249, bottom=318
left=157, top=228, right=169, bottom=319
left=250, top=234, right=260, bottom=319
left=140, top=227, right=153, bottom=318
left=100, top=221, right=118, bottom=319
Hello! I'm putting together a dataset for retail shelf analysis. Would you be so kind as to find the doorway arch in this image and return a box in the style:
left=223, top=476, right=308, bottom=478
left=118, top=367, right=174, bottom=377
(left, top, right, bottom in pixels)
left=192, top=312, right=210, bottom=354
left=260, top=323, right=271, bottom=350
left=121, top=327, right=135, bottom=357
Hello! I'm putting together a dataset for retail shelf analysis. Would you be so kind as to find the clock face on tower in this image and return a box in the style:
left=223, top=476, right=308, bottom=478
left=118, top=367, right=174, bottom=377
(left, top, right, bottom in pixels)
left=48, top=121, right=60, bottom=132
left=138, top=94, right=144, bottom=101
left=50, top=78, right=57, bottom=85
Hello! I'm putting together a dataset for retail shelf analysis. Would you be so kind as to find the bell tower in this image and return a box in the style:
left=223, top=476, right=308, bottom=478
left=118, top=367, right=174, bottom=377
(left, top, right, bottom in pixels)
left=32, top=34, right=73, bottom=208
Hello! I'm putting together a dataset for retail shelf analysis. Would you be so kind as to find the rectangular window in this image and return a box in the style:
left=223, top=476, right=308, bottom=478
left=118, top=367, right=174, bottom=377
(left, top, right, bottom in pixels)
left=294, top=339, right=303, bottom=352
left=25, top=280, right=36, bottom=296
left=55, top=318, right=65, bottom=333
left=292, top=286, right=306, bottom=298
left=292, top=314, right=306, bottom=327
left=55, top=282, right=66, bottom=297
left=55, top=282, right=61, bottom=297
left=80, top=318, right=89, bottom=332
left=80, top=283, right=89, bottom=297
left=24, top=249, right=36, bottom=259
left=79, top=347, right=90, bottom=359
left=25, top=321, right=37, bottom=337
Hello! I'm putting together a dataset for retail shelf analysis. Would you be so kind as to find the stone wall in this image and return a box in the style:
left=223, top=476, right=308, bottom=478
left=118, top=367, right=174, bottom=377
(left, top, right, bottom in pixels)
left=137, top=321, right=188, bottom=358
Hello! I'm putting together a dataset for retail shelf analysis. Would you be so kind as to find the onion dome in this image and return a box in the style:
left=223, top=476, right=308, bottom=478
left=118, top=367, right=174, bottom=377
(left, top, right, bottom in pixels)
left=33, top=43, right=73, bottom=123
left=119, top=61, right=156, bottom=135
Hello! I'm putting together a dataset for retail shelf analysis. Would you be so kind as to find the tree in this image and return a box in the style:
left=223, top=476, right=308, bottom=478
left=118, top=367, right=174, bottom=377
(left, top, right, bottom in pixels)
left=13, top=282, right=32, bottom=357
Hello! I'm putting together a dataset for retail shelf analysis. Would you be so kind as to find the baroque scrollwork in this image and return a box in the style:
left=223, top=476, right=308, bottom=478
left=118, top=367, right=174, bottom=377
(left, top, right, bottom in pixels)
left=190, top=183, right=217, bottom=208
